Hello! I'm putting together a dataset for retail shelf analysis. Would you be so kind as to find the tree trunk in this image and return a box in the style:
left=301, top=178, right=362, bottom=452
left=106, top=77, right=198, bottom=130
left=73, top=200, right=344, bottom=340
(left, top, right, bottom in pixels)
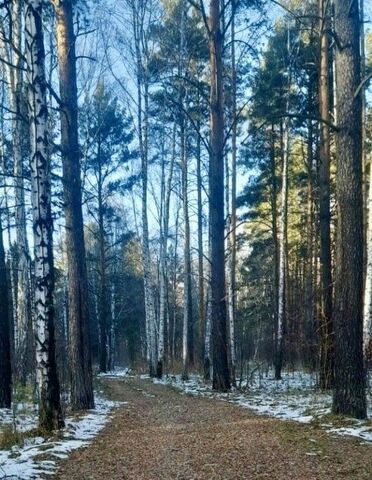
left=98, top=184, right=108, bottom=373
left=157, top=123, right=176, bottom=378
left=270, top=123, right=279, bottom=371
left=318, top=0, right=333, bottom=389
left=304, top=115, right=315, bottom=368
left=13, top=0, right=32, bottom=385
left=52, top=0, right=94, bottom=409
left=131, top=2, right=157, bottom=374
left=196, top=125, right=205, bottom=366
left=332, top=0, right=366, bottom=419
left=275, top=119, right=289, bottom=380
left=228, top=9, right=237, bottom=382
left=0, top=213, right=11, bottom=408
left=204, top=250, right=212, bottom=381
left=25, top=0, right=63, bottom=430
left=181, top=123, right=193, bottom=380
left=208, top=0, right=230, bottom=391
left=142, top=81, right=156, bottom=376
left=0, top=0, right=32, bottom=385
left=171, top=198, right=181, bottom=363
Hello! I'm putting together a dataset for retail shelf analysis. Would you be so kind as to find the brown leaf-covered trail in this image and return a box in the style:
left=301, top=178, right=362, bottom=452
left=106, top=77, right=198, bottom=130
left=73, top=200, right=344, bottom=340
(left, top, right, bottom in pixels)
left=53, top=376, right=372, bottom=479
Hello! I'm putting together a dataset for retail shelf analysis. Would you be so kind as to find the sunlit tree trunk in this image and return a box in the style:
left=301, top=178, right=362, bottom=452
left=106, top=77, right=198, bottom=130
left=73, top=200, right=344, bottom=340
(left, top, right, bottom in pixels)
left=97, top=170, right=109, bottom=373
left=227, top=7, right=237, bottom=382
left=304, top=114, right=315, bottom=368
left=181, top=122, right=193, bottom=380
left=208, top=0, right=230, bottom=390
left=275, top=118, right=289, bottom=380
left=204, top=248, right=212, bottom=381
left=360, top=0, right=372, bottom=359
left=269, top=123, right=279, bottom=370
left=196, top=126, right=205, bottom=367
left=318, top=0, right=333, bottom=389
left=0, top=1, right=32, bottom=384
left=52, top=0, right=94, bottom=409
left=157, top=123, right=176, bottom=378
left=25, top=0, right=63, bottom=430
left=131, top=1, right=156, bottom=375
left=332, top=0, right=366, bottom=419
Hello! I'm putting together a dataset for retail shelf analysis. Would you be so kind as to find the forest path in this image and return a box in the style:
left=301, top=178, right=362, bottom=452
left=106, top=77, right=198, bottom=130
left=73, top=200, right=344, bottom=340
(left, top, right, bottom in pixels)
left=53, top=376, right=372, bottom=480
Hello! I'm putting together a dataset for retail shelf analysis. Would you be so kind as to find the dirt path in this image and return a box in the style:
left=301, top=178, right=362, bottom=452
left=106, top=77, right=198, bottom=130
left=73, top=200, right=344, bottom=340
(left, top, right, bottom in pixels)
left=53, top=377, right=372, bottom=479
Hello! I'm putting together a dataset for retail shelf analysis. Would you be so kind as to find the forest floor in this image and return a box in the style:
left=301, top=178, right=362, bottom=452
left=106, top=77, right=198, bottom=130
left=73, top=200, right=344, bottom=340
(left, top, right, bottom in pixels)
left=51, top=375, right=372, bottom=480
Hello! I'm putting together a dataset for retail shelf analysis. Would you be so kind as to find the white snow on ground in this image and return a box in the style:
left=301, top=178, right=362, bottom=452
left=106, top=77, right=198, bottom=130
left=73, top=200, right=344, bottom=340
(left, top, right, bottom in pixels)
left=149, top=371, right=372, bottom=444
left=97, top=368, right=131, bottom=379
left=0, top=396, right=122, bottom=480
left=0, top=404, right=38, bottom=433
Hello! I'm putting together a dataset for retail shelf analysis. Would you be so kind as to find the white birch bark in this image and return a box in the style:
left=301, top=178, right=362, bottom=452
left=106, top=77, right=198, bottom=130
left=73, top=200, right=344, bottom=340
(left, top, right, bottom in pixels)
left=361, top=0, right=371, bottom=356
left=363, top=170, right=372, bottom=354
left=131, top=0, right=157, bottom=374
left=276, top=118, right=290, bottom=379
left=13, top=0, right=32, bottom=381
left=204, top=285, right=212, bottom=380
left=204, top=239, right=212, bottom=380
left=25, top=0, right=62, bottom=430
left=157, top=124, right=176, bottom=376
left=228, top=7, right=237, bottom=380
left=0, top=20, right=32, bottom=380
left=181, top=129, right=191, bottom=380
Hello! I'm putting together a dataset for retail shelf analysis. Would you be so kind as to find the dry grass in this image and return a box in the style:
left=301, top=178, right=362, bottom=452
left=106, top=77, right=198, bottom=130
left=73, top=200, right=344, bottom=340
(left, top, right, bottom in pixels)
left=53, top=376, right=372, bottom=480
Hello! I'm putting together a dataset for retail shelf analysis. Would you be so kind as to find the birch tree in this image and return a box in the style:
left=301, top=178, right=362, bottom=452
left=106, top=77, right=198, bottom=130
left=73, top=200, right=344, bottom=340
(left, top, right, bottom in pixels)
left=25, top=0, right=63, bottom=430
left=130, top=0, right=157, bottom=375
left=275, top=118, right=289, bottom=380
left=157, top=122, right=176, bottom=378
left=0, top=211, right=11, bottom=408
left=181, top=123, right=193, bottom=380
left=0, top=0, right=32, bottom=383
left=226, top=2, right=237, bottom=382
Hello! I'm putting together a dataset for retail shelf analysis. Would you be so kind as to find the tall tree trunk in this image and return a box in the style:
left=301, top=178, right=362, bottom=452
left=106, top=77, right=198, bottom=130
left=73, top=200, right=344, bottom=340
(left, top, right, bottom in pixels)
left=0, top=213, right=11, bottom=408
left=227, top=8, right=237, bottom=382
left=132, top=2, right=156, bottom=374
left=204, top=232, right=212, bottom=381
left=275, top=119, right=289, bottom=380
left=0, top=0, right=32, bottom=384
left=181, top=123, right=193, bottom=380
left=208, top=0, right=230, bottom=391
left=270, top=123, right=279, bottom=371
left=52, top=0, right=94, bottom=409
left=141, top=83, right=156, bottom=375
left=25, top=0, right=63, bottom=430
left=171, top=198, right=181, bottom=363
left=304, top=116, right=315, bottom=368
left=98, top=193, right=108, bottom=373
left=364, top=173, right=372, bottom=358
left=196, top=125, right=205, bottom=366
left=13, top=0, right=32, bottom=385
left=318, top=0, right=333, bottom=389
left=332, top=0, right=366, bottom=419
left=157, top=123, right=176, bottom=378
left=157, top=144, right=166, bottom=378
left=360, top=0, right=372, bottom=359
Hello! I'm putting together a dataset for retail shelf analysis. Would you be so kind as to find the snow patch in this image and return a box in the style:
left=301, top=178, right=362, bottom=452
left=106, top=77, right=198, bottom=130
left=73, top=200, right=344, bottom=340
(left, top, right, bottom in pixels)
left=150, top=372, right=372, bottom=443
left=97, top=368, right=131, bottom=379
left=0, top=396, right=122, bottom=479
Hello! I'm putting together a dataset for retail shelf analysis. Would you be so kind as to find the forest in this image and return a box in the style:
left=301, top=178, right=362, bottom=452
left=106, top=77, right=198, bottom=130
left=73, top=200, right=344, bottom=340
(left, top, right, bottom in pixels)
left=0, top=0, right=372, bottom=478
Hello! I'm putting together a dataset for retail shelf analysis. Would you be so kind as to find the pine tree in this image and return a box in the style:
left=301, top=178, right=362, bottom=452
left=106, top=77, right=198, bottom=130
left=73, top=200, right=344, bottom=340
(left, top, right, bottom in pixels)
left=332, top=0, right=366, bottom=419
